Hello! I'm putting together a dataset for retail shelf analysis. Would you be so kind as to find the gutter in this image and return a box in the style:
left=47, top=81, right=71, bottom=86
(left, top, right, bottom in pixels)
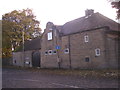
left=68, top=35, right=71, bottom=69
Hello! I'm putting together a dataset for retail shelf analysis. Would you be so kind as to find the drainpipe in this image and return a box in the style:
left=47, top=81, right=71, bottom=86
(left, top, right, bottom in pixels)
left=55, top=29, right=61, bottom=69
left=68, top=35, right=71, bottom=69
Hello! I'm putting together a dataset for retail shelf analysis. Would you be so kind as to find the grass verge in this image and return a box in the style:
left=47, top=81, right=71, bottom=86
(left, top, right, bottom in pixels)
left=3, top=65, right=119, bottom=79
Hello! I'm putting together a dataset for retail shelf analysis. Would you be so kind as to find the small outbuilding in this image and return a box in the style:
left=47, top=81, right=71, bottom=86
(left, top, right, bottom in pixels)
left=12, top=38, right=41, bottom=67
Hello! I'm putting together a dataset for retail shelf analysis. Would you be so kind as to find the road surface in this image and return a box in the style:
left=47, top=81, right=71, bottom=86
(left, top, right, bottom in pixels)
left=2, top=68, right=119, bottom=88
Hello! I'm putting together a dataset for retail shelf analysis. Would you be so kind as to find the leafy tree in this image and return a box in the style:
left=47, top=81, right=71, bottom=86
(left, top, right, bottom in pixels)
left=109, top=0, right=120, bottom=19
left=2, top=8, right=42, bottom=58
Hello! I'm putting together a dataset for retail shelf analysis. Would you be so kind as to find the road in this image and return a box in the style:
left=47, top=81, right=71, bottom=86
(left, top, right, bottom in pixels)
left=2, top=68, right=119, bottom=88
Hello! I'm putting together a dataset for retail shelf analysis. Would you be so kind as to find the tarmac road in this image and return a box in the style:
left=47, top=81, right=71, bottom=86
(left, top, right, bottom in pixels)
left=2, top=68, right=119, bottom=88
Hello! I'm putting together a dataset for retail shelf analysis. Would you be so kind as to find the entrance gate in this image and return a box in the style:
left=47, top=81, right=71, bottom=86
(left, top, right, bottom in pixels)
left=32, top=51, right=40, bottom=67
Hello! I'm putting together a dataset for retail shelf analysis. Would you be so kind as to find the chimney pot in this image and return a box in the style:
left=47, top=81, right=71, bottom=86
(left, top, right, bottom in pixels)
left=85, top=9, right=94, bottom=16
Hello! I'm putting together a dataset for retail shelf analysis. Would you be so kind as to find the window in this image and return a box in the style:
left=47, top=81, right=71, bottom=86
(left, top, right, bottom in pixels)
left=25, top=61, right=30, bottom=65
left=14, top=60, right=16, bottom=64
left=95, top=48, right=100, bottom=56
left=45, top=51, right=48, bottom=55
left=85, top=57, right=90, bottom=62
left=53, top=50, right=57, bottom=55
left=84, top=35, right=89, bottom=42
left=48, top=50, right=52, bottom=55
left=47, top=32, right=52, bottom=40
left=64, top=48, right=69, bottom=54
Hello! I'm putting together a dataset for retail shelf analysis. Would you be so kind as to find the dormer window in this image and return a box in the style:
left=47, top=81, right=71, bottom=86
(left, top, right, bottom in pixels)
left=47, top=32, right=52, bottom=40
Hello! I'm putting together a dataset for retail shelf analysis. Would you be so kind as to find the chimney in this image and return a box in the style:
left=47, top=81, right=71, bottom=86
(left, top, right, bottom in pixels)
left=85, top=9, right=94, bottom=16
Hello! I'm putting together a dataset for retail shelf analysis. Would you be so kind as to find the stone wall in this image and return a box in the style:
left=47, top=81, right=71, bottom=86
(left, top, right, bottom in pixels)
left=41, top=23, right=119, bottom=69
left=60, top=29, right=107, bottom=69
left=105, top=33, right=119, bottom=69
left=12, top=51, right=33, bottom=67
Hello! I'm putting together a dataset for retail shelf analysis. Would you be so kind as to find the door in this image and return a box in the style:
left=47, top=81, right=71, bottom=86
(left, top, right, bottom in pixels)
left=32, top=51, right=41, bottom=67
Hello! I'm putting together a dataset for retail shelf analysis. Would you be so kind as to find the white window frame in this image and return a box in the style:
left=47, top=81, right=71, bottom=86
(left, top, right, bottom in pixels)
left=48, top=50, right=52, bottom=55
left=64, top=48, right=69, bottom=54
left=95, top=48, right=100, bottom=56
left=84, top=35, right=89, bottom=42
left=47, top=32, right=52, bottom=40
left=25, top=61, right=30, bottom=65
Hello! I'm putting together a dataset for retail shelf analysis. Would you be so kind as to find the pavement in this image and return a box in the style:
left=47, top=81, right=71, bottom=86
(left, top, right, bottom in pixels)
left=2, top=68, right=119, bottom=88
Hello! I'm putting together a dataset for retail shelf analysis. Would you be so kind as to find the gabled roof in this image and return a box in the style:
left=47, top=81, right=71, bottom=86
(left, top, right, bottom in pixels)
left=61, top=12, right=119, bottom=35
left=24, top=37, right=41, bottom=51
left=15, top=37, right=41, bottom=52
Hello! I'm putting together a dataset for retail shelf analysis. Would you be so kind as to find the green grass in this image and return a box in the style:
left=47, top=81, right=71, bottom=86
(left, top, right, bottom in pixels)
left=3, top=65, right=119, bottom=79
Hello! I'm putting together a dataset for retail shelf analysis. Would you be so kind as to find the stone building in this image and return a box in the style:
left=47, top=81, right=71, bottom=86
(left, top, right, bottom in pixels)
left=13, top=38, right=41, bottom=67
left=41, top=9, right=120, bottom=69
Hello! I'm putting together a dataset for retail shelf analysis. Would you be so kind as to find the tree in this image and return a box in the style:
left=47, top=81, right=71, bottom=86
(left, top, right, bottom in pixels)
left=2, top=8, right=42, bottom=58
left=110, top=0, right=120, bottom=19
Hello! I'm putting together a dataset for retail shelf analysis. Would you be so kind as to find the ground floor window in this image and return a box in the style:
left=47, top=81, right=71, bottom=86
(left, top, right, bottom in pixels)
left=13, top=60, right=16, bottom=64
left=85, top=57, right=90, bottom=62
left=53, top=50, right=57, bottom=55
left=45, top=51, right=48, bottom=55
left=64, top=48, right=69, bottom=54
left=48, top=50, right=52, bottom=55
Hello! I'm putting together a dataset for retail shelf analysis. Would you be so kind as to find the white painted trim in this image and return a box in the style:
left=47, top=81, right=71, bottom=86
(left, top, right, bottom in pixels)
left=95, top=48, right=100, bottom=56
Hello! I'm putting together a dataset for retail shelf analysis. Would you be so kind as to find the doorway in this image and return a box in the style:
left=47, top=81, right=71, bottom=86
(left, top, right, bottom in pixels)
left=32, top=51, right=41, bottom=67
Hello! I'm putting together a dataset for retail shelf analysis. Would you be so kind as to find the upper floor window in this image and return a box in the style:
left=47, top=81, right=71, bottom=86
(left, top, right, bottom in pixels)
left=47, top=32, right=52, bottom=40
left=84, top=35, right=89, bottom=42
left=95, top=48, right=100, bottom=56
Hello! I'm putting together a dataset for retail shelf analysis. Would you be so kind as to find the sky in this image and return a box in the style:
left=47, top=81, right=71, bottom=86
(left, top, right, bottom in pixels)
left=0, top=0, right=118, bottom=32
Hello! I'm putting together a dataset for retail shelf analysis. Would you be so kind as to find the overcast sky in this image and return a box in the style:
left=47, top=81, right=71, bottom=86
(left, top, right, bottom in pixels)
left=0, top=0, right=117, bottom=31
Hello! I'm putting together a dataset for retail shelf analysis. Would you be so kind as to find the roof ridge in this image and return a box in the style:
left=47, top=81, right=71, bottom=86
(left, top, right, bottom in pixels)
left=61, top=12, right=119, bottom=35
left=96, top=12, right=118, bottom=24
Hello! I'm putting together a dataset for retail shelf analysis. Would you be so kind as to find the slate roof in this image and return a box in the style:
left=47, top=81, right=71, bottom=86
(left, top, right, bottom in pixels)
left=15, top=37, right=41, bottom=52
left=24, top=37, right=41, bottom=51
left=61, top=12, right=119, bottom=35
